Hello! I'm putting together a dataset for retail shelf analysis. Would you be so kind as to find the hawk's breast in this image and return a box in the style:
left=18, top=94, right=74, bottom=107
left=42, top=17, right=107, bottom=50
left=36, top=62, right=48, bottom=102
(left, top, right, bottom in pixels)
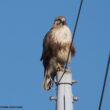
left=51, top=25, right=72, bottom=44
left=51, top=25, right=72, bottom=63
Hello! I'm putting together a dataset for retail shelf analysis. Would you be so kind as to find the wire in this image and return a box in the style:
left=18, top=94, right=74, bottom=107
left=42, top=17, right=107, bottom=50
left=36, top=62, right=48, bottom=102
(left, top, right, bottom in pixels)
left=57, top=0, right=84, bottom=84
left=98, top=52, right=110, bottom=110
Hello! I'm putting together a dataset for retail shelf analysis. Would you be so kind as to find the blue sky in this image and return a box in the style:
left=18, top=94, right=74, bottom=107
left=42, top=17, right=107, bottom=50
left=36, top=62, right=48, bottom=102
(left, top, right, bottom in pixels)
left=0, top=0, right=110, bottom=110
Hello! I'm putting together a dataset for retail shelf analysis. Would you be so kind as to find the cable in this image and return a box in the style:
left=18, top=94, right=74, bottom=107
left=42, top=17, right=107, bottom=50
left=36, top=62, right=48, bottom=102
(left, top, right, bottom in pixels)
left=98, top=52, right=110, bottom=110
left=57, top=0, right=84, bottom=84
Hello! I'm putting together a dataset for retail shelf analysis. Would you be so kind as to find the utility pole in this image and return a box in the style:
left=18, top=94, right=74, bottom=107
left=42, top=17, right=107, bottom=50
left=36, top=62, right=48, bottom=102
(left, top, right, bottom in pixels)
left=50, top=68, right=78, bottom=110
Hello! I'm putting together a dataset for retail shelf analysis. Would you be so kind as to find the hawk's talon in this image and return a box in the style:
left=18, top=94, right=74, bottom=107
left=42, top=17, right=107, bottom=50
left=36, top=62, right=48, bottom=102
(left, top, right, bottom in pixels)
left=56, top=63, right=64, bottom=72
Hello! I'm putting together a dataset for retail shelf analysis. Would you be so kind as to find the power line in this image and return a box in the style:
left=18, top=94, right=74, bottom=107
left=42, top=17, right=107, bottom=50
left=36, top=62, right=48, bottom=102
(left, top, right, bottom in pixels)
left=98, top=52, right=110, bottom=110
left=57, top=0, right=84, bottom=84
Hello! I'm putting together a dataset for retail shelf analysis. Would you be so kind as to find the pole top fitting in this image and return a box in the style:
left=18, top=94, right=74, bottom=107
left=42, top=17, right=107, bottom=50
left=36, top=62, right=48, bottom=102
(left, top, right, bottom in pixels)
left=72, top=80, right=77, bottom=84
left=49, top=96, right=57, bottom=101
left=73, top=96, right=78, bottom=102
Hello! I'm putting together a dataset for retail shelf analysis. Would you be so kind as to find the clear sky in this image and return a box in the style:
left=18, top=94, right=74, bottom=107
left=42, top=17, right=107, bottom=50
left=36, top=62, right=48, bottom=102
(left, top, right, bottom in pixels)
left=0, top=0, right=110, bottom=110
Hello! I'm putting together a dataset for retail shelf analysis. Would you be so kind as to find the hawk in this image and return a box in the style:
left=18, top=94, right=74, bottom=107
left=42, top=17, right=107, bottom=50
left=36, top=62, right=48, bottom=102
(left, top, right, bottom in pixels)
left=40, top=16, right=75, bottom=90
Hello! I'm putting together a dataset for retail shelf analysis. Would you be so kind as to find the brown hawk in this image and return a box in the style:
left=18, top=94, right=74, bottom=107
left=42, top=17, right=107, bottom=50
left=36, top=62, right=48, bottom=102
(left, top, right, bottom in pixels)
left=40, top=16, right=75, bottom=90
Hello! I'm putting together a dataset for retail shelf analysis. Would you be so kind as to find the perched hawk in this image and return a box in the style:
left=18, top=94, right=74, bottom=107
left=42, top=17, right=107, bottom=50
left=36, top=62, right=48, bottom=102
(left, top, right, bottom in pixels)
left=40, top=16, right=75, bottom=90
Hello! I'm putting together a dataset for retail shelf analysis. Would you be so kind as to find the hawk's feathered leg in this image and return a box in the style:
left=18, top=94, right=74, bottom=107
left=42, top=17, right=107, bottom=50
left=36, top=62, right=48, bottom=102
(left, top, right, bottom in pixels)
left=43, top=57, right=58, bottom=90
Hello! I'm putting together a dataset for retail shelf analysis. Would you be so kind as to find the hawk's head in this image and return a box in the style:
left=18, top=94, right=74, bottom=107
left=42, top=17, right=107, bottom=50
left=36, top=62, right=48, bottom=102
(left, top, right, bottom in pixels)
left=53, top=16, right=66, bottom=27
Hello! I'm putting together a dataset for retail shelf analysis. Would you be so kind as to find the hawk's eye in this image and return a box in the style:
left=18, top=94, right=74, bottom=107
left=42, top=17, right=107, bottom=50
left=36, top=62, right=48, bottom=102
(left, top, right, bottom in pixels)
left=57, top=19, right=61, bottom=21
left=55, top=19, right=64, bottom=25
left=54, top=18, right=65, bottom=26
left=57, top=19, right=62, bottom=23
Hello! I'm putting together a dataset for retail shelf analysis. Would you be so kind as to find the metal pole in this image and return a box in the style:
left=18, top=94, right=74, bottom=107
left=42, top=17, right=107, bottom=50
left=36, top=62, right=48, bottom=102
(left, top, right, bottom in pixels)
left=50, top=68, right=78, bottom=110
left=56, top=68, right=73, bottom=110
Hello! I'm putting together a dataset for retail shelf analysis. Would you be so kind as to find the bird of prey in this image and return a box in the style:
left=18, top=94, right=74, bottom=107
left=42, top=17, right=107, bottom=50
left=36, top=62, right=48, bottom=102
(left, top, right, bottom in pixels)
left=40, top=16, right=75, bottom=91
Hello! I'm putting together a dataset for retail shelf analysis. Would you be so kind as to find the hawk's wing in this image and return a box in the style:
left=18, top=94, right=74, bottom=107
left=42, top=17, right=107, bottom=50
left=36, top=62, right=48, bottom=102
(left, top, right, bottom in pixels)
left=40, top=33, right=48, bottom=61
left=40, top=31, right=53, bottom=69
left=71, top=43, right=76, bottom=56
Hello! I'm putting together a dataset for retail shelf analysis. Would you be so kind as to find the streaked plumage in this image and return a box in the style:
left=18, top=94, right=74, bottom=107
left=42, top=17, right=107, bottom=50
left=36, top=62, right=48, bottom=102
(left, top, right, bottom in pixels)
left=40, top=16, right=75, bottom=90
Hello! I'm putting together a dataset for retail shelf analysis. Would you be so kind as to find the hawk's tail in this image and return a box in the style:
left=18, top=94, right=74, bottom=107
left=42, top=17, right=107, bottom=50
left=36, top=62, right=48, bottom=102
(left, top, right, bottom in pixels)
left=42, top=57, right=58, bottom=91
left=43, top=69, right=53, bottom=91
